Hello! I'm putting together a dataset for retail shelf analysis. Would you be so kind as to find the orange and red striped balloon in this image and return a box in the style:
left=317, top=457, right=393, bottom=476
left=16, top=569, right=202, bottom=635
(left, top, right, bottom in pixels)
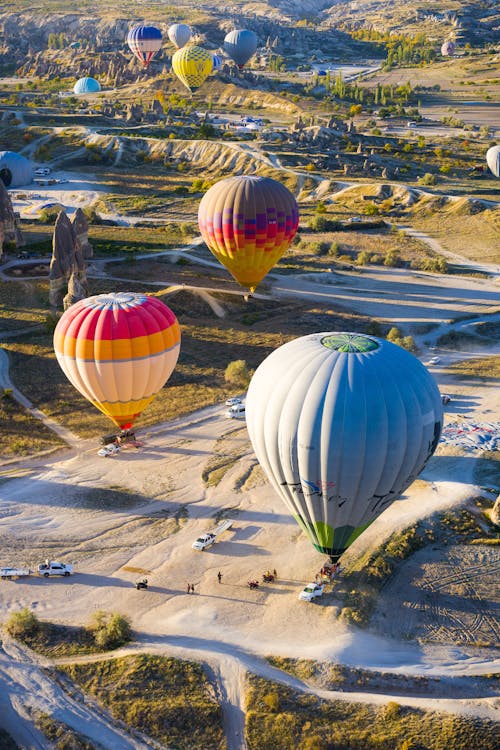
left=53, top=292, right=181, bottom=429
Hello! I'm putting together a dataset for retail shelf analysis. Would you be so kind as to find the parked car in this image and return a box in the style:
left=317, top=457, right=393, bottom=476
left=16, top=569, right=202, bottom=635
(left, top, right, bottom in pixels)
left=226, top=403, right=245, bottom=418
left=192, top=533, right=217, bottom=551
left=298, top=582, right=324, bottom=601
left=38, top=561, right=73, bottom=577
left=441, top=394, right=452, bottom=405
left=98, top=443, right=120, bottom=457
left=225, top=396, right=243, bottom=407
left=427, top=357, right=441, bottom=365
left=34, top=167, right=51, bottom=176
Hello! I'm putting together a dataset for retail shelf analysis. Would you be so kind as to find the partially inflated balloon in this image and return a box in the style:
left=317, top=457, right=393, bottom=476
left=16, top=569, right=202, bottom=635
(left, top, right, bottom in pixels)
left=198, top=175, right=299, bottom=293
left=168, top=23, right=191, bottom=49
left=127, top=25, right=162, bottom=69
left=246, top=333, right=443, bottom=561
left=441, top=40, right=455, bottom=56
left=211, top=53, right=223, bottom=72
left=73, top=77, right=101, bottom=95
left=54, top=293, right=181, bottom=429
left=223, top=29, right=258, bottom=69
left=486, top=145, right=500, bottom=178
left=171, top=45, right=213, bottom=92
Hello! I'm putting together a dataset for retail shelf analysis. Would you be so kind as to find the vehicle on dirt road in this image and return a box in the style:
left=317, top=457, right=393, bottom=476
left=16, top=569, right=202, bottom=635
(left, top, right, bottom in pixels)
left=192, top=519, right=233, bottom=550
left=1, top=567, right=32, bottom=579
left=427, top=357, right=441, bottom=365
left=299, top=582, right=324, bottom=601
left=98, top=443, right=120, bottom=458
left=226, top=403, right=245, bottom=418
left=225, top=396, right=243, bottom=406
left=38, top=561, right=73, bottom=577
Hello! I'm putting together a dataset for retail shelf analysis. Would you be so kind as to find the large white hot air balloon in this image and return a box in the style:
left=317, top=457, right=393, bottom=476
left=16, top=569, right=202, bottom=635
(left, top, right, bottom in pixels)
left=486, top=145, right=500, bottom=178
left=245, top=333, right=443, bottom=561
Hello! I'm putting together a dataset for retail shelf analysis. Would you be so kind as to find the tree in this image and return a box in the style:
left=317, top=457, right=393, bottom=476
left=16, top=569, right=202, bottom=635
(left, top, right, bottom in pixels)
left=225, top=360, right=252, bottom=388
left=6, top=608, right=41, bottom=639
left=89, top=611, right=131, bottom=650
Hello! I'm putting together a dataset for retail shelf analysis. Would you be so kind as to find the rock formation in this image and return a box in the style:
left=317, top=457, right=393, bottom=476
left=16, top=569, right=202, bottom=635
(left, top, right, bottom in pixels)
left=63, top=271, right=87, bottom=311
left=71, top=207, right=93, bottom=260
left=0, top=178, right=24, bottom=258
left=491, top=495, right=500, bottom=526
left=49, top=210, right=88, bottom=309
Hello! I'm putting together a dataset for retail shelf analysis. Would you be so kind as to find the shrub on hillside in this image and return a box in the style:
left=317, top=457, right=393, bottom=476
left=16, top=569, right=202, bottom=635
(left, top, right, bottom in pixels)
left=89, top=611, right=131, bottom=650
left=225, top=359, right=252, bottom=388
left=5, top=608, right=41, bottom=639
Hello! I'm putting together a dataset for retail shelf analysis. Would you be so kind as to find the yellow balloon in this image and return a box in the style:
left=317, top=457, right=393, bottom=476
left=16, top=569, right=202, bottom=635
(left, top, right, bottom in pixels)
left=172, top=45, right=213, bottom=92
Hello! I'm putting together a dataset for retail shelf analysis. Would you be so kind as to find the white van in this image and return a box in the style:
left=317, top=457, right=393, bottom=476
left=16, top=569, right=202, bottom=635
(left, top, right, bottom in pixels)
left=226, top=403, right=245, bottom=418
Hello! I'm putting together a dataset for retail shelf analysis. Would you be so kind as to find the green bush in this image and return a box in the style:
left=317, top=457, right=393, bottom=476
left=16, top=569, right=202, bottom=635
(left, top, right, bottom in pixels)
left=418, top=172, right=437, bottom=186
left=6, top=608, right=41, bottom=639
left=89, top=611, right=131, bottom=650
left=224, top=359, right=251, bottom=388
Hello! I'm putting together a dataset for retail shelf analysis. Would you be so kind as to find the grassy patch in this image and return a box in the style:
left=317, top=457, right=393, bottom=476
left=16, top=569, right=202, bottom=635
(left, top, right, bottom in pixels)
left=4, top=609, right=131, bottom=657
left=0, top=392, right=65, bottom=458
left=58, top=655, right=225, bottom=750
left=336, top=500, right=497, bottom=627
left=266, top=658, right=455, bottom=696
left=448, top=355, right=500, bottom=381
left=35, top=715, right=95, bottom=749
left=245, top=674, right=497, bottom=750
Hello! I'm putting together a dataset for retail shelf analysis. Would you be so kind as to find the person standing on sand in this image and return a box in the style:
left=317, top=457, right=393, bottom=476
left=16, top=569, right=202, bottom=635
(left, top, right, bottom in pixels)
left=217, top=571, right=222, bottom=584
left=187, top=582, right=191, bottom=594
left=190, top=583, right=195, bottom=593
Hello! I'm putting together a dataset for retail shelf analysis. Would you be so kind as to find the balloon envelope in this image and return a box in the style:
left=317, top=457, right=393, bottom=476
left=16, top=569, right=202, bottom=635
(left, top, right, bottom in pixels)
left=211, top=53, right=223, bottom=72
left=224, top=29, right=258, bottom=68
left=171, top=45, right=213, bottom=92
left=198, top=175, right=299, bottom=293
left=54, top=292, right=181, bottom=429
left=246, top=332, right=443, bottom=560
left=441, top=40, right=455, bottom=56
left=73, top=77, right=101, bottom=95
left=127, top=25, right=162, bottom=68
left=168, top=23, right=191, bottom=49
left=486, top=145, right=500, bottom=178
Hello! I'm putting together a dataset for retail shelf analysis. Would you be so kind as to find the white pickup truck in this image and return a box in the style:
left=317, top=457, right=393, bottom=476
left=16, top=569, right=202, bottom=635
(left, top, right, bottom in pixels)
left=38, top=561, right=73, bottom=577
left=192, top=519, right=233, bottom=551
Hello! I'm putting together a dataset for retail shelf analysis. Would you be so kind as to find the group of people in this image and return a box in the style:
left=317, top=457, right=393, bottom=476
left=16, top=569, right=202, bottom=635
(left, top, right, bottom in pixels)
left=316, top=562, right=341, bottom=583
left=187, top=568, right=279, bottom=593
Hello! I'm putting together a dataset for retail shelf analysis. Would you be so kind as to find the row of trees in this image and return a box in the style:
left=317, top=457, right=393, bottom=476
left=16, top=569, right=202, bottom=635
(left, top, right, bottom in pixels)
left=47, top=32, right=66, bottom=49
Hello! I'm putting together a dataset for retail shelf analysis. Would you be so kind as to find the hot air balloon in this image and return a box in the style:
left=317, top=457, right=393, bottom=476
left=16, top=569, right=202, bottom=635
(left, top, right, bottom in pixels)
left=223, top=29, right=258, bottom=69
left=211, top=53, right=223, bottom=72
left=73, top=77, right=101, bottom=95
left=53, top=292, right=181, bottom=430
left=198, top=175, right=299, bottom=293
left=168, top=23, right=191, bottom=49
left=441, top=40, right=455, bottom=56
left=171, top=45, right=213, bottom=92
left=127, top=25, right=162, bottom=69
left=245, top=332, right=443, bottom=562
left=486, top=145, right=500, bottom=178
